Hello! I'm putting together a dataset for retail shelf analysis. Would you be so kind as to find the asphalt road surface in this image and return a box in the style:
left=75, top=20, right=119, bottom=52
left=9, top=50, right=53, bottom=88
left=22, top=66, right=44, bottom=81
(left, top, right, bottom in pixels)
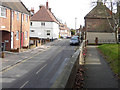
left=1, top=39, right=78, bottom=88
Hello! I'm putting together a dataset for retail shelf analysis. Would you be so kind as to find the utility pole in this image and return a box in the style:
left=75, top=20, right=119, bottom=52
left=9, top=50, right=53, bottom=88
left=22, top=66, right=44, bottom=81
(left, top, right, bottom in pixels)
left=75, top=17, right=77, bottom=35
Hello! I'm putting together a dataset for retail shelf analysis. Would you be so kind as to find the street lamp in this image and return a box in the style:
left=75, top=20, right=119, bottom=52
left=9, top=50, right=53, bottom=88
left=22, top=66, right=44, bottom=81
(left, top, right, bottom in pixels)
left=75, top=17, right=77, bottom=35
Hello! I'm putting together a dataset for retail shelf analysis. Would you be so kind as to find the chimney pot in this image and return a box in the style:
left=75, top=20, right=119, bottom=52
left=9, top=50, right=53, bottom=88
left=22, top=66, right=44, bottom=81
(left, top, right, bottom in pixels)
left=39, top=5, right=43, bottom=9
left=46, top=1, right=49, bottom=9
left=49, top=8, right=51, bottom=12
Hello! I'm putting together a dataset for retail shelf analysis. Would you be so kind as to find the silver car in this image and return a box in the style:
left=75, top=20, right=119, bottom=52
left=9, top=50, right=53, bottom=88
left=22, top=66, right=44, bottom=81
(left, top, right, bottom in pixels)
left=70, top=37, right=80, bottom=45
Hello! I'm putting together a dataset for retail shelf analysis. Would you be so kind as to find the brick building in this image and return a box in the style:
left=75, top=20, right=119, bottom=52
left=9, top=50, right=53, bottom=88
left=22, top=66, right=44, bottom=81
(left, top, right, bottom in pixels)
left=59, top=23, right=71, bottom=38
left=0, top=0, right=30, bottom=51
left=84, top=1, right=116, bottom=44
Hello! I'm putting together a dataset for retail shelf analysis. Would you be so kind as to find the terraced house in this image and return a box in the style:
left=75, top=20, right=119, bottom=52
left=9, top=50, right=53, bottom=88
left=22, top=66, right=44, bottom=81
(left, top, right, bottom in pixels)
left=0, top=0, right=30, bottom=51
left=59, top=23, right=71, bottom=38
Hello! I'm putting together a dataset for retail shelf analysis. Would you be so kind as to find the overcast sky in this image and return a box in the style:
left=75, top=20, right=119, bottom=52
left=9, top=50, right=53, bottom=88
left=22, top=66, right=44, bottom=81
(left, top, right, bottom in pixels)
left=21, top=0, right=116, bottom=29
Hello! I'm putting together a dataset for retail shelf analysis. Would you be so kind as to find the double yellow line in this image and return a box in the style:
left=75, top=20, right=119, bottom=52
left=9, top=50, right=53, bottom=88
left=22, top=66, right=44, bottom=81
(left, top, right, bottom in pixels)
left=0, top=52, right=41, bottom=73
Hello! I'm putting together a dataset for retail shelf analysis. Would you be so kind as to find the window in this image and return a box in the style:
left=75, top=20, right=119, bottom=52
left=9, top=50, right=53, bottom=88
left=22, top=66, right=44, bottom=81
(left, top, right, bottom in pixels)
left=16, top=31, right=19, bottom=40
left=25, top=31, right=28, bottom=39
left=26, top=15, right=28, bottom=22
left=47, top=30, right=50, bottom=36
left=65, top=30, right=67, bottom=33
left=31, top=30, right=34, bottom=32
left=30, top=22, right=32, bottom=26
left=12, top=11, right=14, bottom=20
left=22, top=14, right=24, bottom=22
left=0, top=7, right=6, bottom=17
left=41, top=22, right=45, bottom=26
left=17, top=12, right=19, bottom=20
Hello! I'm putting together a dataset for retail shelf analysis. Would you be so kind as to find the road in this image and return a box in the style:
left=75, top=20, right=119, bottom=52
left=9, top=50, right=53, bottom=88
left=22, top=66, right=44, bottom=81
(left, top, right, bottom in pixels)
left=1, top=39, right=78, bottom=88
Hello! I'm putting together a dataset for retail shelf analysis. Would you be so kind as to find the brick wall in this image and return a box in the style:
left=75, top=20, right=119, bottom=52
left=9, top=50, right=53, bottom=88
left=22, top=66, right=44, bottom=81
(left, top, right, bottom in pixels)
left=0, top=7, right=30, bottom=51
left=85, top=18, right=113, bottom=32
left=0, top=9, right=10, bottom=32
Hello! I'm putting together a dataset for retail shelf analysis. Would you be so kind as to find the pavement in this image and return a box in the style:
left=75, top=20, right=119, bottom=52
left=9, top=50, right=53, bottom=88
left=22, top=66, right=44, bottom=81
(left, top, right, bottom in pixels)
left=0, top=40, right=59, bottom=72
left=85, top=46, right=118, bottom=89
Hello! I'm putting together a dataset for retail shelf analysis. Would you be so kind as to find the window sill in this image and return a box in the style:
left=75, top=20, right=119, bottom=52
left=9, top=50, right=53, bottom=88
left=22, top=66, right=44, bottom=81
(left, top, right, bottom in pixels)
left=16, top=39, right=19, bottom=40
left=0, top=16, right=7, bottom=18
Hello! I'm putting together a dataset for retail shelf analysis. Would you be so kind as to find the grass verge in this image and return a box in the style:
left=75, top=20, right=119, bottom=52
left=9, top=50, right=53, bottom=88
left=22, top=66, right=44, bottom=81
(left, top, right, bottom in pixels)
left=98, top=44, right=120, bottom=77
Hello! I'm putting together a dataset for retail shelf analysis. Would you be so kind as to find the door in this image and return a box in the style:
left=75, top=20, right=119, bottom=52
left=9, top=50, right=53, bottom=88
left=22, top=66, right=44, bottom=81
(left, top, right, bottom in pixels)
left=11, top=32, right=13, bottom=49
left=21, top=32, right=24, bottom=47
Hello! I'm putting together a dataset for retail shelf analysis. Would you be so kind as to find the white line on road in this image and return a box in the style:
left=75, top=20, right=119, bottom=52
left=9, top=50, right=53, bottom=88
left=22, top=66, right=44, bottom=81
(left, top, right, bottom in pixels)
left=36, top=64, right=47, bottom=74
left=20, top=81, right=29, bottom=88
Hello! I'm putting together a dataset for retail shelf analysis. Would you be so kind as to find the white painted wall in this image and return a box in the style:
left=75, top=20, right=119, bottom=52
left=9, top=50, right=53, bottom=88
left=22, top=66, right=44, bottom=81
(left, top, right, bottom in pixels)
left=30, top=21, right=59, bottom=39
left=87, top=32, right=116, bottom=44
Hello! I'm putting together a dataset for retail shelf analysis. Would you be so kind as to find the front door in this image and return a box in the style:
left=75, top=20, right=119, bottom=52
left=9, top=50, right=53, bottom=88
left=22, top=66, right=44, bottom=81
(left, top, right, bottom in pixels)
left=21, top=32, right=24, bottom=47
left=11, top=32, right=13, bottom=49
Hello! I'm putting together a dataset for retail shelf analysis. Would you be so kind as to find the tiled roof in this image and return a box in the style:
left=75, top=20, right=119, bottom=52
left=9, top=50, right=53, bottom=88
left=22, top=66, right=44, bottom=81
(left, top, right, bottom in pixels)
left=30, top=6, right=59, bottom=23
left=0, top=0, right=30, bottom=14
left=85, top=2, right=112, bottom=19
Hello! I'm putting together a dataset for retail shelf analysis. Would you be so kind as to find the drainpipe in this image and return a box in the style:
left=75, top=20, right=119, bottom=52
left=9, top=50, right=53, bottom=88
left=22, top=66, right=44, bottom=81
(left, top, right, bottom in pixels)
left=10, top=9, right=12, bottom=51
left=20, top=13, right=22, bottom=49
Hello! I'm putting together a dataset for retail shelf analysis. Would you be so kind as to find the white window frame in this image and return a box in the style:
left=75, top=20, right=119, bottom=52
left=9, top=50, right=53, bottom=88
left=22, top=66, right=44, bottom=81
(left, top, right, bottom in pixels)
left=25, top=31, right=28, bottom=40
left=41, top=22, right=45, bottom=26
left=47, top=30, right=50, bottom=36
left=26, top=15, right=28, bottom=22
left=30, top=30, right=35, bottom=33
left=16, top=31, right=19, bottom=40
left=17, top=12, right=19, bottom=20
left=22, top=14, right=24, bottom=22
left=12, top=11, right=14, bottom=20
left=0, top=6, right=6, bottom=18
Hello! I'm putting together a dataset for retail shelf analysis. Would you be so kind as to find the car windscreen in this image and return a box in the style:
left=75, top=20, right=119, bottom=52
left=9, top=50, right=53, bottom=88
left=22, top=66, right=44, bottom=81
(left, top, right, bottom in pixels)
left=71, top=38, right=78, bottom=40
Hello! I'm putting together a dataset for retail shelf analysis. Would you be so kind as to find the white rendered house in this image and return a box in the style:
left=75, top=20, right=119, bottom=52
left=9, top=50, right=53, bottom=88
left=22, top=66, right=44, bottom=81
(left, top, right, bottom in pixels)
left=30, top=2, right=59, bottom=41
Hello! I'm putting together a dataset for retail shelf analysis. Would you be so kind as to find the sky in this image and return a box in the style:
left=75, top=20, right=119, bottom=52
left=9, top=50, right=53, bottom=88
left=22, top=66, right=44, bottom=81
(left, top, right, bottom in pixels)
left=21, top=0, right=117, bottom=29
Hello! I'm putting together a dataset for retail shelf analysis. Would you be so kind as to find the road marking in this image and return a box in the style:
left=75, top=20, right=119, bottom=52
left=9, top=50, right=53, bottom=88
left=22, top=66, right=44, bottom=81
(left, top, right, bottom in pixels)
left=36, top=64, right=47, bottom=74
left=20, top=81, right=29, bottom=88
left=0, top=52, right=42, bottom=73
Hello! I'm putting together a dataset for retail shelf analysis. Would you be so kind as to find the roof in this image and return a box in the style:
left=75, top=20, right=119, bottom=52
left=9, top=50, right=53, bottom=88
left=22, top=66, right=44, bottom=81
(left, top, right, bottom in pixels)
left=85, top=2, right=112, bottom=19
left=0, top=0, right=30, bottom=15
left=30, top=6, right=59, bottom=23
left=59, top=23, right=70, bottom=31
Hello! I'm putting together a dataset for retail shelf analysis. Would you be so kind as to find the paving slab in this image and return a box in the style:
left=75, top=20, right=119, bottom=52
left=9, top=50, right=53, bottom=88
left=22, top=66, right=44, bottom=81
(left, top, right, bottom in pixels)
left=85, top=46, right=118, bottom=88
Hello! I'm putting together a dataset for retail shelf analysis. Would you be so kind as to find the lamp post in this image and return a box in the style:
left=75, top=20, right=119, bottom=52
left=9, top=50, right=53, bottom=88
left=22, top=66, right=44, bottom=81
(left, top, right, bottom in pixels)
left=75, top=17, right=77, bottom=35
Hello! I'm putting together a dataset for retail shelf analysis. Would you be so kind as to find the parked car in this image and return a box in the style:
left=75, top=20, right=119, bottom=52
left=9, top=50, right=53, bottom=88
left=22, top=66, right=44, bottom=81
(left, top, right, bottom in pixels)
left=70, top=37, right=80, bottom=45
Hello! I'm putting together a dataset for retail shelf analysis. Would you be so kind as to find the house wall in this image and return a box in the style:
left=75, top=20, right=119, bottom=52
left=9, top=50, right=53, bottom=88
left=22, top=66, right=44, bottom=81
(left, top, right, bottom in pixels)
left=0, top=6, right=30, bottom=51
left=85, top=18, right=113, bottom=32
left=0, top=6, right=10, bottom=32
left=11, top=11, right=30, bottom=49
left=30, top=21, right=59, bottom=39
left=53, top=22, right=59, bottom=39
left=87, top=32, right=116, bottom=44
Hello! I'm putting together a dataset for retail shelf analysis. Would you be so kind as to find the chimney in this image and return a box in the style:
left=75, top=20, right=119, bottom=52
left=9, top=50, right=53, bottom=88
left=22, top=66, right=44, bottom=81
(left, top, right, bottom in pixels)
left=49, top=8, right=51, bottom=12
left=31, top=7, right=34, bottom=14
left=97, top=0, right=103, bottom=5
left=39, top=5, right=43, bottom=9
left=46, top=1, right=49, bottom=9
